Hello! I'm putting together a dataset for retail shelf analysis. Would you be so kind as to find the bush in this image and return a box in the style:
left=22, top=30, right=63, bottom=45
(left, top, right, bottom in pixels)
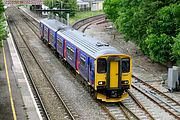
left=0, top=0, right=6, bottom=48
left=148, top=3, right=180, bottom=37
left=172, top=33, right=180, bottom=65
left=145, top=34, right=174, bottom=63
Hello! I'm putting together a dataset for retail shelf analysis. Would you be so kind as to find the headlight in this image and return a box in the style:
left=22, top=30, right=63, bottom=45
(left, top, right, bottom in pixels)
left=98, top=81, right=105, bottom=85
left=121, top=80, right=129, bottom=84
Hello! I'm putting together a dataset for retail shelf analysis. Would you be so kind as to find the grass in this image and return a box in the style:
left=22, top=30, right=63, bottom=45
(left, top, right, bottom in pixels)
left=70, top=10, right=104, bottom=25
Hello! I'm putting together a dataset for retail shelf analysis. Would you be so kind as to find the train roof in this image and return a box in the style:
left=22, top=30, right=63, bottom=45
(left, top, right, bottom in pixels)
left=58, top=28, right=121, bottom=58
left=40, top=18, right=68, bottom=31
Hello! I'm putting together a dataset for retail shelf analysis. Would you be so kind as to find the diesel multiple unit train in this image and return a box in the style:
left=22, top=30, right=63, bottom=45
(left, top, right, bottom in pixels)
left=40, top=18, right=132, bottom=102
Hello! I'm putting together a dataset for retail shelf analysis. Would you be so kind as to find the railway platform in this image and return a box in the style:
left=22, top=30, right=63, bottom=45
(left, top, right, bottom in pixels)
left=0, top=32, right=42, bottom=119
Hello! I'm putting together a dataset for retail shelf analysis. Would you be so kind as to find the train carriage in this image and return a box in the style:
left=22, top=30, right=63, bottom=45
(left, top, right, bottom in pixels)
left=40, top=19, right=68, bottom=49
left=40, top=18, right=132, bottom=102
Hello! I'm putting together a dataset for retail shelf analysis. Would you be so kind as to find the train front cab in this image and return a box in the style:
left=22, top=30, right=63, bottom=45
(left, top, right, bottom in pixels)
left=95, top=54, right=132, bottom=102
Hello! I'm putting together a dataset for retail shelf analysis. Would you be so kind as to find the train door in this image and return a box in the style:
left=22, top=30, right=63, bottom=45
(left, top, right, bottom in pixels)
left=109, top=61, right=119, bottom=88
left=79, top=52, right=88, bottom=81
left=107, top=56, right=122, bottom=89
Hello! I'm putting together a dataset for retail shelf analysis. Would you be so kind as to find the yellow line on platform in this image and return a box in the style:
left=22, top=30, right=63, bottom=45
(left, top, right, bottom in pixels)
left=3, top=43, right=17, bottom=120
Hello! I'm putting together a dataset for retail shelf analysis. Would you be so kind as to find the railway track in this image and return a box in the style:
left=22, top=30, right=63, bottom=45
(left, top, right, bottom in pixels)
left=132, top=76, right=180, bottom=119
left=72, top=14, right=106, bottom=30
left=73, top=13, right=180, bottom=120
left=10, top=7, right=114, bottom=120
left=6, top=7, right=78, bottom=120
left=98, top=90, right=156, bottom=120
left=7, top=15, right=50, bottom=120
left=10, top=7, right=180, bottom=120
left=72, top=15, right=154, bottom=120
left=72, top=13, right=153, bottom=120
left=98, top=101, right=146, bottom=120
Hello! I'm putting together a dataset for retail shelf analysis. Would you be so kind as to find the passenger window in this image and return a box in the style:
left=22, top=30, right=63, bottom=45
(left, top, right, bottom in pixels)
left=67, top=45, right=74, bottom=58
left=80, top=55, right=86, bottom=66
left=97, top=58, right=107, bottom=73
left=122, top=58, right=130, bottom=73
left=57, top=39, right=62, bottom=47
left=50, top=33, right=54, bottom=42
left=44, top=28, right=48, bottom=38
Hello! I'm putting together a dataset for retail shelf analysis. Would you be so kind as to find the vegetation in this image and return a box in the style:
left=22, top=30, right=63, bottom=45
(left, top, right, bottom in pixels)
left=43, top=0, right=77, bottom=16
left=70, top=10, right=104, bottom=25
left=0, top=0, right=6, bottom=48
left=0, top=0, right=6, bottom=70
left=104, top=0, right=180, bottom=65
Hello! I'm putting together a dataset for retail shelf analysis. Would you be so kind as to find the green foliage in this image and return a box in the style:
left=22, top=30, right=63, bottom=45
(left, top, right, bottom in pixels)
left=172, top=33, right=180, bottom=64
left=148, top=3, right=180, bottom=37
left=103, top=0, right=121, bottom=22
left=43, top=0, right=77, bottom=16
left=104, top=0, right=180, bottom=64
left=0, top=0, right=7, bottom=48
left=145, top=34, right=174, bottom=63
left=0, top=20, right=7, bottom=41
left=62, top=0, right=77, bottom=16
left=70, top=10, right=104, bottom=25
left=0, top=0, right=4, bottom=14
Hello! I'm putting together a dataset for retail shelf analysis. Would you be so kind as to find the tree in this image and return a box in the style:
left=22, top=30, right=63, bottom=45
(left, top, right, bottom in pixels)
left=0, top=0, right=6, bottom=47
left=172, top=33, right=180, bottom=65
left=0, top=0, right=4, bottom=13
left=145, top=34, right=174, bottom=63
left=103, top=0, right=180, bottom=64
left=43, top=0, right=77, bottom=16
left=103, top=0, right=121, bottom=22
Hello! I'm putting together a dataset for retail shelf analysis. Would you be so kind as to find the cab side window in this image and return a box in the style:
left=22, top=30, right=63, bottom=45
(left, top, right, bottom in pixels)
left=97, top=58, right=107, bottom=73
left=122, top=58, right=130, bottom=73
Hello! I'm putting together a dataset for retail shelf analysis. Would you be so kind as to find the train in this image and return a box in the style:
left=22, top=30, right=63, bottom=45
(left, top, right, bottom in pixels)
left=39, top=18, right=132, bottom=102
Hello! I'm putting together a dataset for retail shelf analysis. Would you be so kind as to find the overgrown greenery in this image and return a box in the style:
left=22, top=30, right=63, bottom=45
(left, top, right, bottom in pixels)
left=43, top=0, right=77, bottom=16
left=104, top=0, right=180, bottom=65
left=0, top=0, right=6, bottom=48
left=70, top=10, right=104, bottom=25
left=43, top=0, right=103, bottom=25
